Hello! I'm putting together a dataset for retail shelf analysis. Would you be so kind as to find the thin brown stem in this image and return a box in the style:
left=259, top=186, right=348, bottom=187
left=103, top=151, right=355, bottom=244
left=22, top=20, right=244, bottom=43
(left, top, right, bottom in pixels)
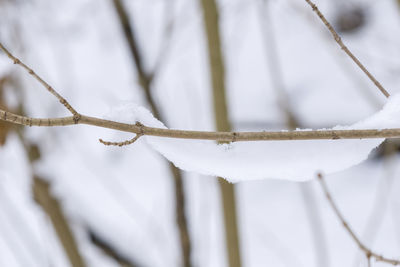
left=0, top=42, right=81, bottom=120
left=317, top=173, right=400, bottom=266
left=3, top=109, right=400, bottom=141
left=99, top=133, right=142, bottom=147
left=304, top=0, right=390, bottom=98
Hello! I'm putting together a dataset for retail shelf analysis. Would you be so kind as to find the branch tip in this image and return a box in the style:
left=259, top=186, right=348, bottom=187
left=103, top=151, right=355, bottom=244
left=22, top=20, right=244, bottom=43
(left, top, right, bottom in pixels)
left=304, top=0, right=390, bottom=98
left=99, top=134, right=142, bottom=147
left=317, top=173, right=400, bottom=265
left=73, top=114, right=81, bottom=124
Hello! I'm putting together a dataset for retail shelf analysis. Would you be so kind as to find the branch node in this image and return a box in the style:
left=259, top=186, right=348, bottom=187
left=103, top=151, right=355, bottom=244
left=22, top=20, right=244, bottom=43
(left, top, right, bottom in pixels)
left=232, top=132, right=237, bottom=143
left=73, top=114, right=81, bottom=124
left=135, top=121, right=145, bottom=135
left=0, top=42, right=81, bottom=116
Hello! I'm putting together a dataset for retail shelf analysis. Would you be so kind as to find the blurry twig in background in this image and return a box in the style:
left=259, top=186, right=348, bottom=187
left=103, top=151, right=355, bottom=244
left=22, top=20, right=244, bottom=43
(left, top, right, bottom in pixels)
left=200, top=0, right=242, bottom=266
left=88, top=229, right=138, bottom=267
left=304, top=0, right=390, bottom=98
left=258, top=2, right=330, bottom=266
left=317, top=173, right=400, bottom=266
left=353, top=143, right=398, bottom=266
left=259, top=0, right=298, bottom=129
left=110, top=1, right=193, bottom=266
left=0, top=187, right=42, bottom=266
left=33, top=176, right=87, bottom=267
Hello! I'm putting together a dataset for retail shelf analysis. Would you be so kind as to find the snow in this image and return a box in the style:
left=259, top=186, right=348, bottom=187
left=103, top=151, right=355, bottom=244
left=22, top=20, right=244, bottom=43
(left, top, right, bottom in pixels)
left=2, top=0, right=400, bottom=266
left=107, top=93, right=400, bottom=183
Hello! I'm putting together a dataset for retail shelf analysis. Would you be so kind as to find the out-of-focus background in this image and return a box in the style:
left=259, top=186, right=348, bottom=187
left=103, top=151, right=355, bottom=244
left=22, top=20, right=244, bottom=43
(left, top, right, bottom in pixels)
left=0, top=0, right=400, bottom=266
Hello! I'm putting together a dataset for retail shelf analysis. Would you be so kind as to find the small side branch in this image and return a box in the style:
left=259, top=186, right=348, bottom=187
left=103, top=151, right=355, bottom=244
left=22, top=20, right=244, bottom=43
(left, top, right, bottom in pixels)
left=317, top=173, right=400, bottom=265
left=304, top=0, right=390, bottom=98
left=99, top=133, right=142, bottom=147
left=0, top=42, right=81, bottom=120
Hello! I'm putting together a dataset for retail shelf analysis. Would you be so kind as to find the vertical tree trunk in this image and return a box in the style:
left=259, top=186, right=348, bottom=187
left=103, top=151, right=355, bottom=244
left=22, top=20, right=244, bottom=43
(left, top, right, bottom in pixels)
left=111, top=1, right=192, bottom=266
left=199, top=0, right=242, bottom=266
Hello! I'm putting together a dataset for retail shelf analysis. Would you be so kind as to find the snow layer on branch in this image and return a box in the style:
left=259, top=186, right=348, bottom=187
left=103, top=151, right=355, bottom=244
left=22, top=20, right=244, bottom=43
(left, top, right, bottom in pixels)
left=107, top=94, right=400, bottom=182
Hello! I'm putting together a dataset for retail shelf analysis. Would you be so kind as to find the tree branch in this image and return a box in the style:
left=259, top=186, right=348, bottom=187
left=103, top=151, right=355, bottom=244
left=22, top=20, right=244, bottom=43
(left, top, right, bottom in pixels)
left=1, top=41, right=399, bottom=143
left=304, top=0, right=390, bottom=98
left=317, top=173, right=400, bottom=265
left=2, top=109, right=400, bottom=142
left=0, top=42, right=81, bottom=120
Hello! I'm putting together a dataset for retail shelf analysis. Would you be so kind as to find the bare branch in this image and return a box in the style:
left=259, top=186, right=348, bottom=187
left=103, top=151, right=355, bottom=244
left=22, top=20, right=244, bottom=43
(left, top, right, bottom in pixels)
left=0, top=42, right=81, bottom=121
left=0, top=38, right=398, bottom=144
left=3, top=108, right=400, bottom=142
left=304, top=0, right=390, bottom=98
left=317, top=173, right=400, bottom=266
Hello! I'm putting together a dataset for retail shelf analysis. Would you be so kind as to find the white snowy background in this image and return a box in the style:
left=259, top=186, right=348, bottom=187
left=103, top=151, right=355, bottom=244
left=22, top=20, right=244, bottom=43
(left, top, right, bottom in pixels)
left=1, top=0, right=400, bottom=266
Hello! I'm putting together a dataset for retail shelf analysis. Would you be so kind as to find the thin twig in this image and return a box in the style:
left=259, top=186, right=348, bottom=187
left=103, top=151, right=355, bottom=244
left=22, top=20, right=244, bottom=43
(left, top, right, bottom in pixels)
left=99, top=133, right=142, bottom=147
left=111, top=0, right=159, bottom=119
left=317, top=173, right=400, bottom=266
left=3, top=109, right=400, bottom=141
left=259, top=0, right=299, bottom=129
left=88, top=229, right=138, bottom=267
left=304, top=0, right=390, bottom=98
left=0, top=42, right=81, bottom=121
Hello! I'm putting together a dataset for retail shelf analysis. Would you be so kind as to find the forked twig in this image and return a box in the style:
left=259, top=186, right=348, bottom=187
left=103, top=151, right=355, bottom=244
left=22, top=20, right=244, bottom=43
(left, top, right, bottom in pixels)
left=317, top=173, right=400, bottom=266
left=0, top=43, right=81, bottom=122
left=304, top=0, right=390, bottom=98
left=99, top=122, right=144, bottom=147
left=1, top=42, right=400, bottom=142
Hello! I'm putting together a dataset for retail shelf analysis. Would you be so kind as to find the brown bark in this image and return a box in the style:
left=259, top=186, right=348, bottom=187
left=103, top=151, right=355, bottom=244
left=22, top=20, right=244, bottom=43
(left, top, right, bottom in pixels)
left=111, top=1, right=192, bottom=266
left=199, top=0, right=242, bottom=266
